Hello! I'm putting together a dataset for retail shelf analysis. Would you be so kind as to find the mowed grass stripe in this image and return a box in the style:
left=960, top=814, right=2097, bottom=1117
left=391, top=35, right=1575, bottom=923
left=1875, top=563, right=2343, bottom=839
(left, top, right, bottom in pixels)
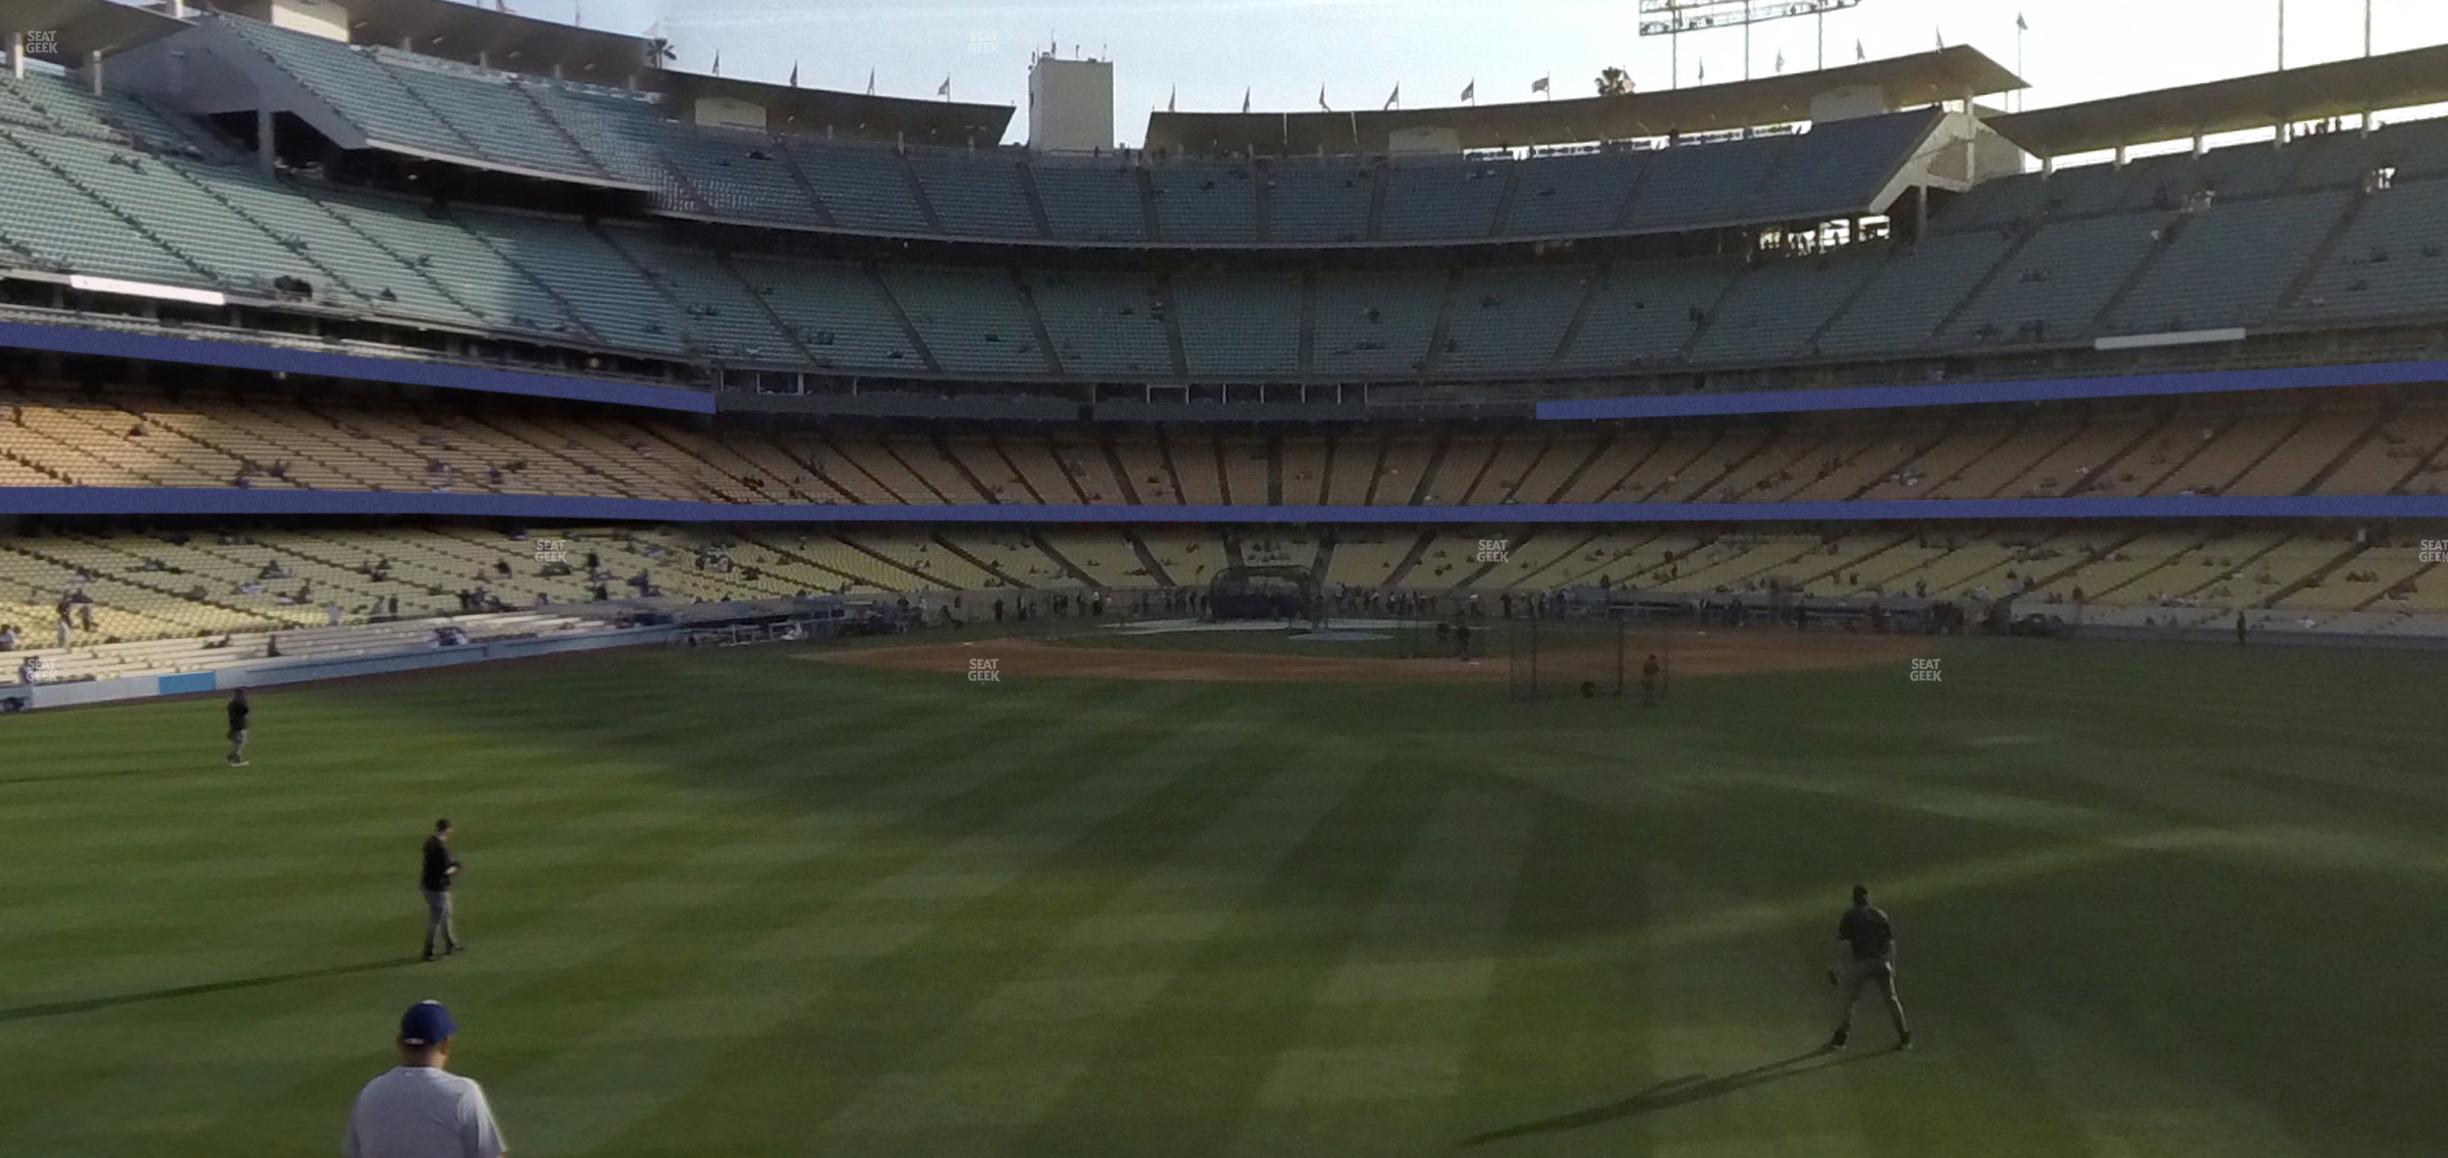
left=0, top=670, right=1101, bottom=1150
left=598, top=690, right=1318, bottom=1153
left=8, top=638, right=2448, bottom=1154
left=1221, top=787, right=1534, bottom=1156
left=797, top=729, right=1334, bottom=1149
left=384, top=673, right=1197, bottom=1153
left=0, top=662, right=1131, bottom=1155
left=1006, top=747, right=1452, bottom=1156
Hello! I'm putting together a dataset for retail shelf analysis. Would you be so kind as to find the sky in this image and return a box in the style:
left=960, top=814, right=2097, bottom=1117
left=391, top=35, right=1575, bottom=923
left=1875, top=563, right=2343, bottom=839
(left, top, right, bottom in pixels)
left=527, top=0, right=2448, bottom=146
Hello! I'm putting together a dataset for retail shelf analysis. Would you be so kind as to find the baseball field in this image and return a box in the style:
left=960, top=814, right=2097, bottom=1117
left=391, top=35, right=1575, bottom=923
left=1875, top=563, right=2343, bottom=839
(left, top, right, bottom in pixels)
left=5, top=628, right=2445, bottom=1155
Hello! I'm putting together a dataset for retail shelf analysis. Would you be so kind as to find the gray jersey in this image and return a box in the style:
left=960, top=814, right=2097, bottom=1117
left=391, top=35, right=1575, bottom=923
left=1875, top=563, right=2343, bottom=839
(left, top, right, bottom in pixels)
left=344, top=1066, right=505, bottom=1158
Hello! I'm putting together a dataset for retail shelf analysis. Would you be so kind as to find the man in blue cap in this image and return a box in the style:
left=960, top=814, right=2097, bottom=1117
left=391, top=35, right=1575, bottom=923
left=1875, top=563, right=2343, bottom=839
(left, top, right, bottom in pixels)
left=343, top=1000, right=507, bottom=1158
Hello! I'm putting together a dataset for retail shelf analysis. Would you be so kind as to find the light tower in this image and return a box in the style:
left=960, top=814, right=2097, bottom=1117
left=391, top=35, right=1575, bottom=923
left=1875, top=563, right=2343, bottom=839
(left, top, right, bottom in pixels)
left=1639, top=0, right=1866, bottom=86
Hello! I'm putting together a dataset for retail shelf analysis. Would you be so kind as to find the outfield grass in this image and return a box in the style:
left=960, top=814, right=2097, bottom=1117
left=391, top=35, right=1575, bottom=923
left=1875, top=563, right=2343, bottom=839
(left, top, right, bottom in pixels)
left=5, top=636, right=2447, bottom=1155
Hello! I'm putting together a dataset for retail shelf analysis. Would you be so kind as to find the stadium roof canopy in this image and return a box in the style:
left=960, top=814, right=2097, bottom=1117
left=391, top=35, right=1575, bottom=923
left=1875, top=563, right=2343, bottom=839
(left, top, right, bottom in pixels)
left=657, top=74, right=1013, bottom=145
left=1987, top=43, right=2448, bottom=158
left=8, top=0, right=185, bottom=60
left=325, top=0, right=1016, bottom=144
left=342, top=0, right=653, bottom=84
left=1143, top=46, right=2022, bottom=156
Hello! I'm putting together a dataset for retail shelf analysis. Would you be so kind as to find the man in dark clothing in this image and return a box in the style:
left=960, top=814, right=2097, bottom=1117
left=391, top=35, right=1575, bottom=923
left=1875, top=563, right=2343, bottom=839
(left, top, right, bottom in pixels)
left=421, top=819, right=465, bottom=962
left=1826, top=884, right=1911, bottom=1051
left=1640, top=654, right=1662, bottom=706
left=225, top=689, right=251, bottom=766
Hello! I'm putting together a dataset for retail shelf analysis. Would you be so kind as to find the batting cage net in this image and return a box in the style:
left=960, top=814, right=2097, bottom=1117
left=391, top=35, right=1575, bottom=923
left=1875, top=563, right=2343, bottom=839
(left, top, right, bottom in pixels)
left=1504, top=611, right=1648, bottom=701
left=1207, top=566, right=1322, bottom=622
left=1384, top=596, right=1479, bottom=660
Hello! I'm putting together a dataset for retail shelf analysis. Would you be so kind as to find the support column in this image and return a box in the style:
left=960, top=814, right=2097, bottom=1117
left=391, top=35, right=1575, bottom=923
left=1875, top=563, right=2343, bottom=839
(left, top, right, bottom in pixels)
left=257, top=106, right=277, bottom=176
left=7, top=32, right=21, bottom=79
left=2114, top=143, right=2130, bottom=168
left=88, top=50, right=103, bottom=96
left=2192, top=133, right=2206, bottom=157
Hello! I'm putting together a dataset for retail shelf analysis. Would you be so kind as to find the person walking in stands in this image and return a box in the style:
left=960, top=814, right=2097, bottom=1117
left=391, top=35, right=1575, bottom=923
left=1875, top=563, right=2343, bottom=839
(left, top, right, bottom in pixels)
left=1826, top=884, right=1912, bottom=1052
left=343, top=1000, right=508, bottom=1158
left=226, top=689, right=251, bottom=766
left=422, top=820, right=466, bottom=962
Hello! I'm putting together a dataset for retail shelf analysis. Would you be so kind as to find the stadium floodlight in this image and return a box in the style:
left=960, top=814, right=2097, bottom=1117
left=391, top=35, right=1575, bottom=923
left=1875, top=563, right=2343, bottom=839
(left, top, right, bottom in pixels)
left=1638, top=0, right=1865, bottom=84
left=1637, top=0, right=1862, bottom=37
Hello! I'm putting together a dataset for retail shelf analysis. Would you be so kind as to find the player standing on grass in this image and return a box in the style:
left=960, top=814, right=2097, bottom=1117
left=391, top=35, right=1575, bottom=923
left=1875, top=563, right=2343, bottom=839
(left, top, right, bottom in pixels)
left=1826, top=884, right=1912, bottom=1051
left=422, top=820, right=465, bottom=962
left=344, top=1000, right=508, bottom=1158
left=225, top=689, right=251, bottom=766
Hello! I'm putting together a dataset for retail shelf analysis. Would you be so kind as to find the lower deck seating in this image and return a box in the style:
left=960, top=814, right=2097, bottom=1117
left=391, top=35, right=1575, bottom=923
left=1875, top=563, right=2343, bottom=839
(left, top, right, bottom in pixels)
left=6, top=521, right=2445, bottom=663
left=3, top=385, right=2438, bottom=511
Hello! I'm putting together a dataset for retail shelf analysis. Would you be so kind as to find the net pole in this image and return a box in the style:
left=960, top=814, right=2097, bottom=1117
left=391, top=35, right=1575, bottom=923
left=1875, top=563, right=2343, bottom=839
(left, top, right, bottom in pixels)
left=1531, top=612, right=1542, bottom=699
left=1614, top=612, right=1627, bottom=697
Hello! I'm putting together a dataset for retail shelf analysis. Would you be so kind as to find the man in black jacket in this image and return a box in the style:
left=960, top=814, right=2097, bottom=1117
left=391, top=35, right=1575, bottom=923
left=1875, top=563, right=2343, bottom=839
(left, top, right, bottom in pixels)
left=225, top=690, right=251, bottom=767
left=422, top=819, right=465, bottom=962
left=1826, top=884, right=1912, bottom=1051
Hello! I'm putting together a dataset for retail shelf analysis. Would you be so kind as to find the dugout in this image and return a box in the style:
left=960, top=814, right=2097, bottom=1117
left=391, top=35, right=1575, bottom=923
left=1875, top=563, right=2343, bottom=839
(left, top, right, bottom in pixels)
left=1207, top=565, right=1320, bottom=621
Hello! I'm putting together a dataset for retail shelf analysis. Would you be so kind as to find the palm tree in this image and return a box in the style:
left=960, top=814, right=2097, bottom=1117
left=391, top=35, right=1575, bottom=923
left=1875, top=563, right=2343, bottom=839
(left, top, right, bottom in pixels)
left=1596, top=67, right=1632, bottom=96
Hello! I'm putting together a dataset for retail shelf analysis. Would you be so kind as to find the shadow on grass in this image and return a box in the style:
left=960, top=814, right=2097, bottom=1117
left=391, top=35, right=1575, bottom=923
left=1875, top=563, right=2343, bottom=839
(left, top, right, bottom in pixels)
left=0, top=766, right=189, bottom=788
left=1461, top=1046, right=1889, bottom=1146
left=0, top=957, right=424, bottom=1023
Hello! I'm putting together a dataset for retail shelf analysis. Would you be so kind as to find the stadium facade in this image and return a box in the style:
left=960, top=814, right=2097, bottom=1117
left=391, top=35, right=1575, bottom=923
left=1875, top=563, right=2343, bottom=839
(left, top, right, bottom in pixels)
left=5, top=0, right=2448, bottom=693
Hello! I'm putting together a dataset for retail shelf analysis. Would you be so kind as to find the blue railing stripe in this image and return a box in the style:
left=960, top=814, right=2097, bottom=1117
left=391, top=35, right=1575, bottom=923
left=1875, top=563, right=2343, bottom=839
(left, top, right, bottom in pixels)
left=1, top=488, right=2441, bottom=523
